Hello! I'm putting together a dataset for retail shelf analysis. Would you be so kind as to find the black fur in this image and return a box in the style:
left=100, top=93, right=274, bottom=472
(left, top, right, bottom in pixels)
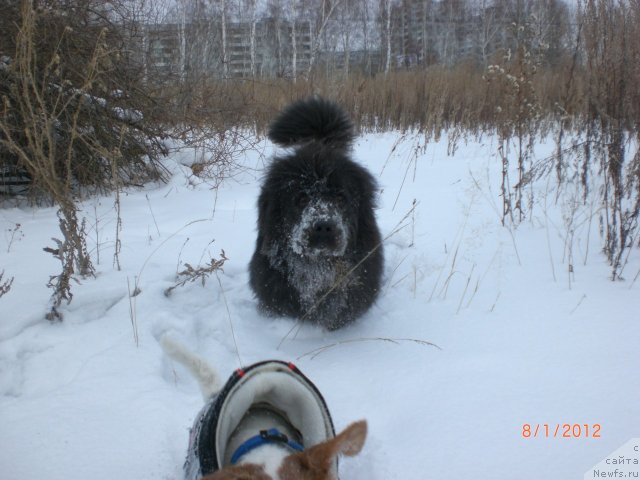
left=267, top=97, right=355, bottom=149
left=249, top=97, right=383, bottom=330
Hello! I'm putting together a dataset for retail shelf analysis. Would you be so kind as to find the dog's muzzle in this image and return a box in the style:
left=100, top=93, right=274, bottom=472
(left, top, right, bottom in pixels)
left=291, top=200, right=348, bottom=256
left=309, top=219, right=341, bottom=250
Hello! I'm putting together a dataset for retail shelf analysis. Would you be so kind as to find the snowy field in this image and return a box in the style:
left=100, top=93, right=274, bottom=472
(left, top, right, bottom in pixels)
left=1, top=132, right=638, bottom=480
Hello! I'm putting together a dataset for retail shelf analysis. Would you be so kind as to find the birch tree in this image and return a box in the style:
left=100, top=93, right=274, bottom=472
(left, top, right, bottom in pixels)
left=221, top=0, right=228, bottom=77
left=380, top=0, right=392, bottom=73
left=472, top=0, right=505, bottom=66
left=307, top=0, right=343, bottom=76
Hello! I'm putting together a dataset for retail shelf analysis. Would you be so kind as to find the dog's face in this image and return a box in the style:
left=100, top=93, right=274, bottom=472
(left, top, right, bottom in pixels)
left=288, top=190, right=351, bottom=258
left=258, top=151, right=371, bottom=262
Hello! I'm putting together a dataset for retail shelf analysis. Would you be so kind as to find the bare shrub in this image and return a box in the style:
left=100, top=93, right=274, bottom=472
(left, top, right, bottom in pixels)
left=0, top=270, right=13, bottom=298
left=43, top=210, right=94, bottom=321
left=580, top=0, right=640, bottom=279
left=5, top=222, right=23, bottom=252
left=544, top=0, right=640, bottom=280
left=485, top=18, right=544, bottom=225
left=180, top=126, right=262, bottom=188
left=164, top=250, right=228, bottom=297
left=519, top=0, right=640, bottom=280
left=0, top=1, right=169, bottom=199
left=0, top=1, right=169, bottom=319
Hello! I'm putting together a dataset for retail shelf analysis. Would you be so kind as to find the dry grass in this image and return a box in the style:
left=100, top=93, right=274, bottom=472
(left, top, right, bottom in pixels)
left=0, top=270, right=13, bottom=299
left=1, top=4, right=168, bottom=200
left=156, top=62, right=580, bottom=140
left=164, top=251, right=228, bottom=297
left=0, top=1, right=169, bottom=319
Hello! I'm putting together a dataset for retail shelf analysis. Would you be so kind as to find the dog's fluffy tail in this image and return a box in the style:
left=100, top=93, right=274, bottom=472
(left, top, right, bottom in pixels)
left=268, top=96, right=354, bottom=150
left=160, top=336, right=221, bottom=401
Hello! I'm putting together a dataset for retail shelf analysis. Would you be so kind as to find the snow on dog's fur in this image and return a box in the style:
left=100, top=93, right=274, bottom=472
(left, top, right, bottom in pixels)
left=161, top=337, right=367, bottom=480
left=249, top=97, right=384, bottom=330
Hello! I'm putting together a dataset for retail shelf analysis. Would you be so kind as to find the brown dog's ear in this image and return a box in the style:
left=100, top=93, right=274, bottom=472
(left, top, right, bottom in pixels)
left=331, top=420, right=368, bottom=457
left=280, top=420, right=368, bottom=479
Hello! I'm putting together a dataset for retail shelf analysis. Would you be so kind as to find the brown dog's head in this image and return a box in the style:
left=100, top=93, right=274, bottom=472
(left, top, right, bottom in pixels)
left=203, top=420, right=367, bottom=480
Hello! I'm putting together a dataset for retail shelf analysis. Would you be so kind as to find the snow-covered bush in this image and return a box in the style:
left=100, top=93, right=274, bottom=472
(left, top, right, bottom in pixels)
left=0, top=0, right=168, bottom=199
left=0, top=0, right=170, bottom=319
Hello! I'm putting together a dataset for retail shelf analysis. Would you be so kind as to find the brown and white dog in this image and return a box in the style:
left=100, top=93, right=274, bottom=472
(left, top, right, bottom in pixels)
left=161, top=337, right=367, bottom=480
left=202, top=420, right=367, bottom=480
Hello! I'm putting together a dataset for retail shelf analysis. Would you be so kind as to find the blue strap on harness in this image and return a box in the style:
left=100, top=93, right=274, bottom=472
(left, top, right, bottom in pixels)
left=230, top=429, right=304, bottom=465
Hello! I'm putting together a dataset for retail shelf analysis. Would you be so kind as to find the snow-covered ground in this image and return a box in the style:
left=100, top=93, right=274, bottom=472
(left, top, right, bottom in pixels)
left=1, top=132, right=638, bottom=480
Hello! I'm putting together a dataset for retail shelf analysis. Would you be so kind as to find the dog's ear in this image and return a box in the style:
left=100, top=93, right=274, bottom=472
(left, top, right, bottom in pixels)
left=327, top=420, right=368, bottom=457
left=280, top=421, right=367, bottom=479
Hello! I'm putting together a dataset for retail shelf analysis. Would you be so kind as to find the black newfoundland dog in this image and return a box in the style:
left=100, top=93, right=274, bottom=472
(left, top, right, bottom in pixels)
left=249, top=97, right=383, bottom=330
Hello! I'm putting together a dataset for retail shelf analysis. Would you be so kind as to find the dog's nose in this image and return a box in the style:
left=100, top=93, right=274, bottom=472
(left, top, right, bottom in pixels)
left=314, top=220, right=334, bottom=234
left=309, top=220, right=337, bottom=247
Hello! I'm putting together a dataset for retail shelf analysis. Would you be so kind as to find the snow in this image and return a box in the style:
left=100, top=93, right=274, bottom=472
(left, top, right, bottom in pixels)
left=0, top=131, right=638, bottom=480
left=290, top=199, right=348, bottom=256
